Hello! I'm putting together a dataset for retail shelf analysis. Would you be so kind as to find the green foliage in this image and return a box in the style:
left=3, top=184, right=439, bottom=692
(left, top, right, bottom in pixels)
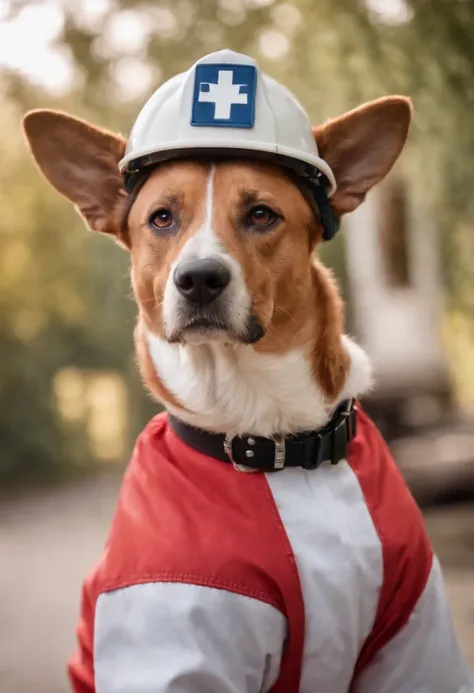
left=0, top=89, right=143, bottom=482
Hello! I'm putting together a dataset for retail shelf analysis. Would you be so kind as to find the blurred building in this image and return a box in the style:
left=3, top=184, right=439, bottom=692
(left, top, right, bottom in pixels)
left=344, top=175, right=474, bottom=504
left=344, top=174, right=452, bottom=440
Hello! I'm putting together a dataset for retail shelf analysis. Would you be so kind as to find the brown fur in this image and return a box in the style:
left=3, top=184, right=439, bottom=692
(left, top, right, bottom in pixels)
left=22, top=96, right=412, bottom=408
left=22, top=110, right=129, bottom=245
left=313, top=96, right=412, bottom=215
left=127, top=162, right=210, bottom=342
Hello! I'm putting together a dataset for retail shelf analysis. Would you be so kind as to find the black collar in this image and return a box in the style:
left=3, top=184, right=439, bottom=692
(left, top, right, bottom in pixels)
left=168, top=399, right=357, bottom=472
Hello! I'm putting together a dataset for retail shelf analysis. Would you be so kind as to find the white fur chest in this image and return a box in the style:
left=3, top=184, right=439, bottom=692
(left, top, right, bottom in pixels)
left=146, top=328, right=372, bottom=437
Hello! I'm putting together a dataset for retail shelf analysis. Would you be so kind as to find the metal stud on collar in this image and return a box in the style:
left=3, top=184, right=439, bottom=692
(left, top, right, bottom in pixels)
left=224, top=433, right=259, bottom=473
left=224, top=432, right=287, bottom=471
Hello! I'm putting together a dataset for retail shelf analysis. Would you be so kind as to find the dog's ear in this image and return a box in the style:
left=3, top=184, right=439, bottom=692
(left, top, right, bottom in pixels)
left=313, top=96, right=412, bottom=215
left=23, top=109, right=129, bottom=245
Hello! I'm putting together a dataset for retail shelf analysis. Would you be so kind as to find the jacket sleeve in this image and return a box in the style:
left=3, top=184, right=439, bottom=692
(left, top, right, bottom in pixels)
left=72, top=580, right=286, bottom=693
left=69, top=574, right=96, bottom=693
left=353, top=557, right=474, bottom=693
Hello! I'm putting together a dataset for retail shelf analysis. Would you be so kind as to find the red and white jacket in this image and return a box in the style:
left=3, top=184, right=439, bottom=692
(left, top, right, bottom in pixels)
left=69, top=407, right=473, bottom=693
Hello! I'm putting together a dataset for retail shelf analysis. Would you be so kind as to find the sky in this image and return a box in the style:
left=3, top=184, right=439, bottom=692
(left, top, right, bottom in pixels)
left=0, top=0, right=110, bottom=92
left=0, top=0, right=410, bottom=94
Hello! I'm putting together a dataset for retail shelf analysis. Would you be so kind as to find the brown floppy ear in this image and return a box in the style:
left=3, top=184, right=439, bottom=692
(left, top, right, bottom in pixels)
left=313, top=96, right=412, bottom=215
left=22, top=109, right=128, bottom=245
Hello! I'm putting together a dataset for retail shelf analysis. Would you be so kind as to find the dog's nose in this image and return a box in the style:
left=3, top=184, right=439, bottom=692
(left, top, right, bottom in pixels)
left=173, top=259, right=231, bottom=305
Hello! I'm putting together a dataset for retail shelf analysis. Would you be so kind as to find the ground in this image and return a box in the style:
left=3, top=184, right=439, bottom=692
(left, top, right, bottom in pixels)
left=0, top=472, right=473, bottom=693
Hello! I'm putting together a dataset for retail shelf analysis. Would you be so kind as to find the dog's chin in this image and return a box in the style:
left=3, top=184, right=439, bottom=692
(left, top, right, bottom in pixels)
left=167, top=315, right=265, bottom=347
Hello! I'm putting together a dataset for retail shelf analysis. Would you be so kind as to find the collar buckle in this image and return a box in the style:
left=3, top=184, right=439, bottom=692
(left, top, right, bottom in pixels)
left=223, top=434, right=259, bottom=473
left=224, top=432, right=287, bottom=471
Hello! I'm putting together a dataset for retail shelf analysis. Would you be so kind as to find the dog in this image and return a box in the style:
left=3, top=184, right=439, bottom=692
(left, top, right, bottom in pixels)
left=23, top=50, right=472, bottom=693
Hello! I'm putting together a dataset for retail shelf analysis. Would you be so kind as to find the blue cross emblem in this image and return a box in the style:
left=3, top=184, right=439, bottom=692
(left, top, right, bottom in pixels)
left=191, top=63, right=257, bottom=128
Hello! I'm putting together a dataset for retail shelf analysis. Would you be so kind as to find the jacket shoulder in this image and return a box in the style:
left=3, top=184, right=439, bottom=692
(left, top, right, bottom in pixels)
left=348, top=405, right=432, bottom=560
left=90, top=413, right=292, bottom=613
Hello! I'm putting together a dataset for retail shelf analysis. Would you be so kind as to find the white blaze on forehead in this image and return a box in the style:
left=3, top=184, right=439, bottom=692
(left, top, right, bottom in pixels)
left=177, top=164, right=222, bottom=260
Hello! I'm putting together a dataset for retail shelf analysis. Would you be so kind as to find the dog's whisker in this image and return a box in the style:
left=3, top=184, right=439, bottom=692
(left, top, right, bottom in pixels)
left=274, top=305, right=298, bottom=326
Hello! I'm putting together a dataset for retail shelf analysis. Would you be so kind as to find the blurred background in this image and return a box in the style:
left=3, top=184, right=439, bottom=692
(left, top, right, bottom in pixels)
left=1, top=0, right=474, bottom=690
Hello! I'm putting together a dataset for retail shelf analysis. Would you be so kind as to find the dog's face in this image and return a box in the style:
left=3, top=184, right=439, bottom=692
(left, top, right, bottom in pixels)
left=127, top=159, right=318, bottom=347
left=22, top=96, right=411, bottom=400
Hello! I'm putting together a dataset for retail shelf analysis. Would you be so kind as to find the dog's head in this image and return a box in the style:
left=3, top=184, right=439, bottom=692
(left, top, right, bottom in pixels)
left=23, top=97, right=411, bottom=403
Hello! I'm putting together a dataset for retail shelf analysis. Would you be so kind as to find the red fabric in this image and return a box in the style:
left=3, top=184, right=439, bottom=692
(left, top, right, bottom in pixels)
left=348, top=406, right=433, bottom=689
left=68, top=406, right=433, bottom=693
left=68, top=413, right=305, bottom=693
left=68, top=565, right=97, bottom=693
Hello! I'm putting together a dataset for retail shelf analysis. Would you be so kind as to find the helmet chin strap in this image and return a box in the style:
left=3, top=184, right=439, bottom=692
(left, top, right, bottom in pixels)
left=123, top=169, right=146, bottom=195
left=311, top=171, right=340, bottom=242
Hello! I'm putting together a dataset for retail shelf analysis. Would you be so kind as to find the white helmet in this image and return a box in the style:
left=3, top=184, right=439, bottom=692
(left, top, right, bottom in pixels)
left=120, top=49, right=339, bottom=239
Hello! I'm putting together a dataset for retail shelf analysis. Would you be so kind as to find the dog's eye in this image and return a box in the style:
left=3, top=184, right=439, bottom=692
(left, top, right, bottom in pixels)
left=246, top=205, right=279, bottom=228
left=148, top=208, right=173, bottom=230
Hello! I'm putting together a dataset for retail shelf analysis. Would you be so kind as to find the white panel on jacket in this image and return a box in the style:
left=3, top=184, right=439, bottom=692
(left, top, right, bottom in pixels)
left=353, top=558, right=474, bottom=693
left=266, top=462, right=383, bottom=693
left=94, top=582, right=286, bottom=693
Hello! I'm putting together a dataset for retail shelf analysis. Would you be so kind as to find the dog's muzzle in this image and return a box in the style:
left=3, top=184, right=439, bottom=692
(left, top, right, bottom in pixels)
left=165, top=258, right=265, bottom=345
